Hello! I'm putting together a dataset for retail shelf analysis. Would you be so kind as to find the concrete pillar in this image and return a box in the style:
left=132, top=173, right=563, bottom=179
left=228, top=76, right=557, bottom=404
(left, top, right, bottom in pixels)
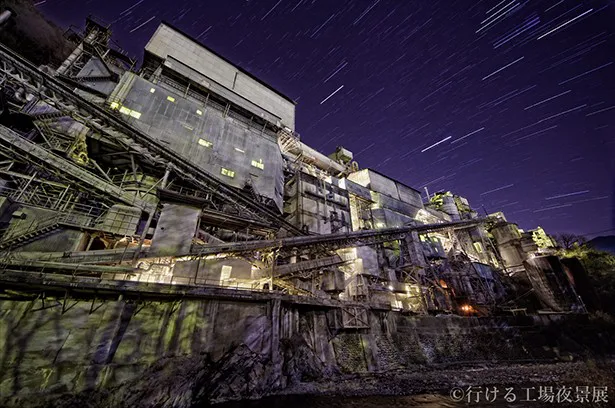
left=149, top=203, right=201, bottom=256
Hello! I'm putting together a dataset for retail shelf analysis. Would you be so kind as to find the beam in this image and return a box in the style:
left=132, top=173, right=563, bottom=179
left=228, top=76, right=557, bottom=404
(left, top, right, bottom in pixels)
left=190, top=219, right=486, bottom=258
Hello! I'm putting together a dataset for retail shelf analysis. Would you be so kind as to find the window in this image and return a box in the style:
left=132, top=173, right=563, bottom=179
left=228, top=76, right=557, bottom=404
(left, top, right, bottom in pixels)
left=198, top=139, right=212, bottom=148
left=251, top=159, right=264, bottom=170
left=220, top=265, right=232, bottom=281
left=167, top=96, right=176, bottom=102
left=150, top=88, right=156, bottom=93
left=221, top=168, right=235, bottom=178
left=117, top=105, right=142, bottom=120
left=473, top=242, right=484, bottom=253
left=196, top=109, right=203, bottom=115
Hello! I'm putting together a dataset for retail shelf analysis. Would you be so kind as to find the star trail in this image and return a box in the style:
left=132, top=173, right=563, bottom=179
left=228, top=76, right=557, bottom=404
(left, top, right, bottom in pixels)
left=39, top=0, right=615, bottom=237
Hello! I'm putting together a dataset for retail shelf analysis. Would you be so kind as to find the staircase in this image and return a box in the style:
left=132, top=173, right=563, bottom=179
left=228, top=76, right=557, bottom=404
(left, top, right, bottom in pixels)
left=272, top=278, right=314, bottom=297
left=0, top=211, right=94, bottom=250
left=0, top=220, right=61, bottom=250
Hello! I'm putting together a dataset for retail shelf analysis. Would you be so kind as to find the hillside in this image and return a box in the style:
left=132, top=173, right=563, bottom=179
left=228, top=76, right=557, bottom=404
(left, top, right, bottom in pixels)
left=0, top=0, right=74, bottom=67
left=588, top=235, right=615, bottom=255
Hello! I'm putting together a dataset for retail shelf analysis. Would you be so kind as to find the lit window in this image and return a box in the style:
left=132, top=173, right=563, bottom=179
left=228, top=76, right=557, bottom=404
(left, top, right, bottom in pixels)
left=198, top=139, right=212, bottom=148
left=119, top=106, right=131, bottom=115
left=251, top=159, right=264, bottom=170
left=221, top=168, right=235, bottom=178
left=167, top=96, right=176, bottom=102
left=196, top=109, right=203, bottom=115
left=235, top=147, right=245, bottom=153
left=150, top=88, right=156, bottom=93
left=129, top=110, right=141, bottom=119
left=220, top=265, right=232, bottom=281
left=473, top=242, right=484, bottom=253
left=110, top=102, right=120, bottom=110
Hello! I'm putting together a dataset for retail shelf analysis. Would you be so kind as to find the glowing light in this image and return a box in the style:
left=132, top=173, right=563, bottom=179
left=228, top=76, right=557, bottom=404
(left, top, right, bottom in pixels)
left=119, top=106, right=131, bottom=115
left=167, top=96, right=176, bottom=102
left=251, top=159, right=264, bottom=170
left=221, top=168, right=235, bottom=178
left=235, top=147, right=245, bottom=153
left=198, top=139, right=212, bottom=148
left=196, top=109, right=203, bottom=115
left=129, top=110, right=141, bottom=119
left=150, top=88, right=156, bottom=93
left=110, top=102, right=120, bottom=110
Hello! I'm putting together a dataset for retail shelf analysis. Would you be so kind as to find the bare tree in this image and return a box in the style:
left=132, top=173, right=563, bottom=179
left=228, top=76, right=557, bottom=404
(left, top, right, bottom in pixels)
left=555, top=233, right=587, bottom=250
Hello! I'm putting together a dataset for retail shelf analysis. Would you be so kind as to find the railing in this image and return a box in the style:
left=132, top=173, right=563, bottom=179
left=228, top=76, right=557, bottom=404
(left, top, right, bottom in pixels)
left=0, top=204, right=140, bottom=246
left=0, top=259, right=285, bottom=296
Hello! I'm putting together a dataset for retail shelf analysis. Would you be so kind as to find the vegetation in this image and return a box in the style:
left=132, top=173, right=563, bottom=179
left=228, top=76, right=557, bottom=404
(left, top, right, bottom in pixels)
left=559, top=240, right=615, bottom=315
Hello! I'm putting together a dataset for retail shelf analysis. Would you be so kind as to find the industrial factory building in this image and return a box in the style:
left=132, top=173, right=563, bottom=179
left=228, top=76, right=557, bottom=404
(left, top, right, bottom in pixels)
left=0, top=16, right=590, bottom=322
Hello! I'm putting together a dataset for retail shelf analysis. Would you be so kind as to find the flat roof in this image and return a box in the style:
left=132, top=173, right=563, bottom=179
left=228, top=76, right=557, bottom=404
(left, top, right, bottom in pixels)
left=156, top=21, right=297, bottom=105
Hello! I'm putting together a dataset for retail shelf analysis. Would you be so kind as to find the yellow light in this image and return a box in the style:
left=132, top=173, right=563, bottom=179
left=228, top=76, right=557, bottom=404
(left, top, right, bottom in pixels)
left=196, top=109, right=203, bottom=115
left=167, top=96, right=176, bottom=102
left=221, top=168, right=235, bottom=178
left=110, top=102, right=120, bottom=110
left=198, top=139, right=212, bottom=148
left=119, top=106, right=131, bottom=115
left=129, top=110, right=141, bottom=119
left=251, top=160, right=264, bottom=170
left=150, top=88, right=156, bottom=93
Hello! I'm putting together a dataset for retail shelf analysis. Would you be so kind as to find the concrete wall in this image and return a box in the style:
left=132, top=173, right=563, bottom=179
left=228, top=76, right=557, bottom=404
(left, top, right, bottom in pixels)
left=1, top=294, right=606, bottom=407
left=113, top=73, right=285, bottom=211
left=145, top=24, right=295, bottom=129
left=150, top=203, right=201, bottom=256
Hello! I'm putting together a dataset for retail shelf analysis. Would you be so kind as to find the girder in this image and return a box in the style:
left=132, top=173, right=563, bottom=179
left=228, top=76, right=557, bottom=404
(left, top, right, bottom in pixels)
left=0, top=124, right=154, bottom=212
left=190, top=219, right=486, bottom=259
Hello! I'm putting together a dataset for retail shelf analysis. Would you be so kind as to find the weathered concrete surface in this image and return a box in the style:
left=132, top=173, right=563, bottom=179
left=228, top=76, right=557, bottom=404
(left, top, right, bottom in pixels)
left=1, top=294, right=614, bottom=407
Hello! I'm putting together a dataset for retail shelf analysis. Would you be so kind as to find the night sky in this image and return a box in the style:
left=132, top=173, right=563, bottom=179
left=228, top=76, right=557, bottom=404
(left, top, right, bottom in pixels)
left=38, top=0, right=615, bottom=237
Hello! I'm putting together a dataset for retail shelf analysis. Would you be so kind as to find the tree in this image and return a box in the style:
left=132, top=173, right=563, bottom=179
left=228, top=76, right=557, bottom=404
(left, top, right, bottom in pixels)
left=556, top=233, right=587, bottom=250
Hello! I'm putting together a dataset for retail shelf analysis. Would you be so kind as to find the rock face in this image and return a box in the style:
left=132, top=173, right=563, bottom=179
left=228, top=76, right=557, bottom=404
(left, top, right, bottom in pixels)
left=1, top=295, right=614, bottom=407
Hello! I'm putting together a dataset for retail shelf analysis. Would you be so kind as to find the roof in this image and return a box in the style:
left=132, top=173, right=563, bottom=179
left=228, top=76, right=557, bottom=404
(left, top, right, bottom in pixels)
left=156, top=21, right=297, bottom=105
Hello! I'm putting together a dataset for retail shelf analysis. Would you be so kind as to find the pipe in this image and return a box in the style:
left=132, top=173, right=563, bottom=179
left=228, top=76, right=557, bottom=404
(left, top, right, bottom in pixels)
left=283, top=139, right=346, bottom=174
left=0, top=10, right=12, bottom=27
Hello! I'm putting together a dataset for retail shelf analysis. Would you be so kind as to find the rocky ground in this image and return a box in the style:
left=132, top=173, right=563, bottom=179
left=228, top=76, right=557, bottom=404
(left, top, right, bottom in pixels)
left=3, top=350, right=614, bottom=408
left=280, top=359, right=615, bottom=402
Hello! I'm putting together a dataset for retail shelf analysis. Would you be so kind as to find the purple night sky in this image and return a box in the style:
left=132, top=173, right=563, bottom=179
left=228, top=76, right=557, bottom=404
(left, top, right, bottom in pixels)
left=37, top=0, right=615, bottom=237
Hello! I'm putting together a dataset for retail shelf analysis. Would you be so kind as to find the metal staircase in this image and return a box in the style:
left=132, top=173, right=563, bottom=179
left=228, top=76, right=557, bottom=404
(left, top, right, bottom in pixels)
left=0, top=210, right=98, bottom=250
left=272, top=278, right=314, bottom=297
left=0, top=215, right=62, bottom=250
